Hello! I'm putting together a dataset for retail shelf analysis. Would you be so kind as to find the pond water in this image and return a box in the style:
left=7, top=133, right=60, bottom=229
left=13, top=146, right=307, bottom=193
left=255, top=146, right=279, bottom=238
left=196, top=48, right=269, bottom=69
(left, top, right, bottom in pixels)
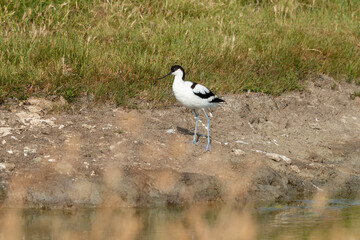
left=1, top=199, right=360, bottom=240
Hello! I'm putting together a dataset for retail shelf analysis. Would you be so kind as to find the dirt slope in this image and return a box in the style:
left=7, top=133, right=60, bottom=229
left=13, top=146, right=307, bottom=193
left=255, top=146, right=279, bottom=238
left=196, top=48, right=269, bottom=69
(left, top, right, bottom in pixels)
left=1, top=76, right=360, bottom=208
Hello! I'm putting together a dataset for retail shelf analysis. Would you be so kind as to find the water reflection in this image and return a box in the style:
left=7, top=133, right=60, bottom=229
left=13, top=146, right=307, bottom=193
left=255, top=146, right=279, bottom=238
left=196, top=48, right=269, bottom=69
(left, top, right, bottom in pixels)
left=258, top=199, right=360, bottom=239
left=0, top=199, right=360, bottom=239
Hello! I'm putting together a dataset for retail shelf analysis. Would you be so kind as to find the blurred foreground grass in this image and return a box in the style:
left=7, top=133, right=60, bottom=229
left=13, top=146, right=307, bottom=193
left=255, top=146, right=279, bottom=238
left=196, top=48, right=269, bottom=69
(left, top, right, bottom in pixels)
left=1, top=0, right=360, bottom=106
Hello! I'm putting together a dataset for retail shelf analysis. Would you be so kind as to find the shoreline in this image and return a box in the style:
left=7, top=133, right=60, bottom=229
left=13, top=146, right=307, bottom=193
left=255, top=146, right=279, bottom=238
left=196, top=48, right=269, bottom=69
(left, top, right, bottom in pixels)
left=1, top=78, right=360, bottom=208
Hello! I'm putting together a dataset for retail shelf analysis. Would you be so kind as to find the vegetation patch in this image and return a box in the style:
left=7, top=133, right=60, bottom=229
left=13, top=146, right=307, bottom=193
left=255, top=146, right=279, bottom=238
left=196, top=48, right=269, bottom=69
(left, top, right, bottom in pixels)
left=1, top=0, right=360, bottom=106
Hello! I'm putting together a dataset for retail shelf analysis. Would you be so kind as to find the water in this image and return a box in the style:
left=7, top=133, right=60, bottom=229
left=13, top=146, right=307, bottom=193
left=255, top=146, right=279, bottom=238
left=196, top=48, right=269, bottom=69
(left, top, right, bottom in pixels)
left=1, top=199, right=360, bottom=239
left=258, top=199, right=360, bottom=239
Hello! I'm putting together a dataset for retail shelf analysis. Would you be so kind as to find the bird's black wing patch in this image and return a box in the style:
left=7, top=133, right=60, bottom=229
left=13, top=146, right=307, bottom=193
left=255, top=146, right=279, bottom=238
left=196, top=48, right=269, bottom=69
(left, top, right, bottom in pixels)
left=191, top=82, right=198, bottom=89
left=194, top=90, right=215, bottom=99
left=210, top=97, right=225, bottom=103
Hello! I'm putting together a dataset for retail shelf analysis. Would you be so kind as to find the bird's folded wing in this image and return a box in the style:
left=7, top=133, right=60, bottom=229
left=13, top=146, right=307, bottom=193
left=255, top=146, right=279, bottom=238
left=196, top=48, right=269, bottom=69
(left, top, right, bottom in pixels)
left=192, top=83, right=215, bottom=99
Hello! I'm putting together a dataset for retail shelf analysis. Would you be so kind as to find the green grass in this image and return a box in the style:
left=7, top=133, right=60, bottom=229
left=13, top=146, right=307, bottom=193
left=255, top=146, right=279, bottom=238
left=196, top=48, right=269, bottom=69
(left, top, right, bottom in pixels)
left=350, top=90, right=360, bottom=100
left=1, top=0, right=360, bottom=107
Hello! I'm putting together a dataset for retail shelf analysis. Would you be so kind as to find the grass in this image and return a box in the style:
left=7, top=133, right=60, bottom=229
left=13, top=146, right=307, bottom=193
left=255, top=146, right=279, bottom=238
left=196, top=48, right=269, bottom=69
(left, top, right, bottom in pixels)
left=350, top=90, right=360, bottom=100
left=1, top=0, right=360, bottom=107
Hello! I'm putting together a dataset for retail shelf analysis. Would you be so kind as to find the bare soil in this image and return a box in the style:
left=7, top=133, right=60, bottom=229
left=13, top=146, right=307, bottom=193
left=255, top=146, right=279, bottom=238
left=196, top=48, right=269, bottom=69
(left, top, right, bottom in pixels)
left=1, top=76, right=360, bottom=208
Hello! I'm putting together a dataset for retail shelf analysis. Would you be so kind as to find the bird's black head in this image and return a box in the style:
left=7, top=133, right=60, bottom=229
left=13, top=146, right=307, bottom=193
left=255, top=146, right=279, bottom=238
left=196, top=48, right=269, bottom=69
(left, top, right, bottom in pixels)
left=158, top=65, right=185, bottom=80
left=171, top=65, right=185, bottom=79
left=171, top=65, right=184, bottom=73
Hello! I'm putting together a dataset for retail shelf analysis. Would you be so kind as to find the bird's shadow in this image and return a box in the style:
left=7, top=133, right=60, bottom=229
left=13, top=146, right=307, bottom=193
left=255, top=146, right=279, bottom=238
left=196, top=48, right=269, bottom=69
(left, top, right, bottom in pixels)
left=176, top=126, right=206, bottom=141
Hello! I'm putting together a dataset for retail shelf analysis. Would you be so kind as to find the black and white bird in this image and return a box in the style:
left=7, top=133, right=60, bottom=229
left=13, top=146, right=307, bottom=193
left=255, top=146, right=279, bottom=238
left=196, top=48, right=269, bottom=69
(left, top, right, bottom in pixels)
left=158, top=65, right=225, bottom=152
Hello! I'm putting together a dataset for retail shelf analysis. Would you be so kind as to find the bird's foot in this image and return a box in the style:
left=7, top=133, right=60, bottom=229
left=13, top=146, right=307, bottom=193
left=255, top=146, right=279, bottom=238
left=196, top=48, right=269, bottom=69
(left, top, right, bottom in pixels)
left=203, top=143, right=211, bottom=152
left=187, top=139, right=197, bottom=145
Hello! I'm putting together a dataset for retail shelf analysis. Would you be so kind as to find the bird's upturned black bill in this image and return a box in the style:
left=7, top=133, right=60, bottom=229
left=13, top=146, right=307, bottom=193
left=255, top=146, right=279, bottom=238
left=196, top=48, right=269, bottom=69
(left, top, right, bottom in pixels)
left=157, top=72, right=172, bottom=80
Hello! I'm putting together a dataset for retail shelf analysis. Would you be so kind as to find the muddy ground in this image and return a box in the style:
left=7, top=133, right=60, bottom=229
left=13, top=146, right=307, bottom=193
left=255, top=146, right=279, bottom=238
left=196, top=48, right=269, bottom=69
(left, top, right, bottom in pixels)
left=1, top=76, right=360, bottom=208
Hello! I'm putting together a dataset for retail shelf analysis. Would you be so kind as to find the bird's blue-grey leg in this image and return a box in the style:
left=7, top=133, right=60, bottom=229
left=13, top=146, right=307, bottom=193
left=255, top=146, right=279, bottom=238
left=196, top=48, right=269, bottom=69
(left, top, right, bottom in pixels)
left=188, top=109, right=199, bottom=145
left=202, top=108, right=211, bottom=152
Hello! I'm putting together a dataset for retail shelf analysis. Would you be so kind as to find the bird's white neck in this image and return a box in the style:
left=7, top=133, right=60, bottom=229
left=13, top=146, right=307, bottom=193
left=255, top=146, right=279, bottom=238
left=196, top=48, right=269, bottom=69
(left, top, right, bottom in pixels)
left=173, top=75, right=184, bottom=87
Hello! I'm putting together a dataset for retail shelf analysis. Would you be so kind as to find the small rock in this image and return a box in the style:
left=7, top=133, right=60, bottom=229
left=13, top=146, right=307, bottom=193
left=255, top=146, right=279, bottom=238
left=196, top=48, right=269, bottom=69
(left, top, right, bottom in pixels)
left=266, top=153, right=281, bottom=162
left=32, top=157, right=42, bottom=163
left=26, top=105, right=43, bottom=114
left=290, top=165, right=300, bottom=173
left=26, top=97, right=54, bottom=111
left=58, top=125, right=65, bottom=130
left=48, top=159, right=56, bottom=162
left=1, top=140, right=6, bottom=144
left=281, top=156, right=292, bottom=165
left=0, top=127, right=12, bottom=137
left=10, top=136, right=19, bottom=141
left=82, top=124, right=96, bottom=130
left=24, top=147, right=37, bottom=155
left=232, top=149, right=245, bottom=155
left=266, top=153, right=292, bottom=164
left=166, top=129, right=176, bottom=134
left=309, top=122, right=321, bottom=130
left=273, top=139, right=279, bottom=146
left=0, top=162, right=15, bottom=171
left=7, top=150, right=13, bottom=154
left=102, top=124, right=113, bottom=130
left=254, top=149, right=266, bottom=153
left=15, top=111, right=55, bottom=127
left=84, top=162, right=89, bottom=169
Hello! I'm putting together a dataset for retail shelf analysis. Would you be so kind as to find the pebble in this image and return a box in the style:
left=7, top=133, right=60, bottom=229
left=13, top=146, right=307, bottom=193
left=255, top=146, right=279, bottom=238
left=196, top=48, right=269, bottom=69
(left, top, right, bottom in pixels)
left=309, top=122, right=321, bottom=130
left=24, top=147, right=37, bottom=156
left=102, top=124, right=113, bottom=130
left=11, top=136, right=18, bottom=141
left=253, top=149, right=266, bottom=153
left=166, top=129, right=176, bottom=134
left=0, top=127, right=12, bottom=137
left=0, top=162, right=15, bottom=171
left=232, top=149, right=245, bottom=155
left=290, top=165, right=300, bottom=173
left=82, top=124, right=96, bottom=130
left=266, top=153, right=292, bottom=164
left=32, top=157, right=42, bottom=163
left=84, top=162, right=89, bottom=169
